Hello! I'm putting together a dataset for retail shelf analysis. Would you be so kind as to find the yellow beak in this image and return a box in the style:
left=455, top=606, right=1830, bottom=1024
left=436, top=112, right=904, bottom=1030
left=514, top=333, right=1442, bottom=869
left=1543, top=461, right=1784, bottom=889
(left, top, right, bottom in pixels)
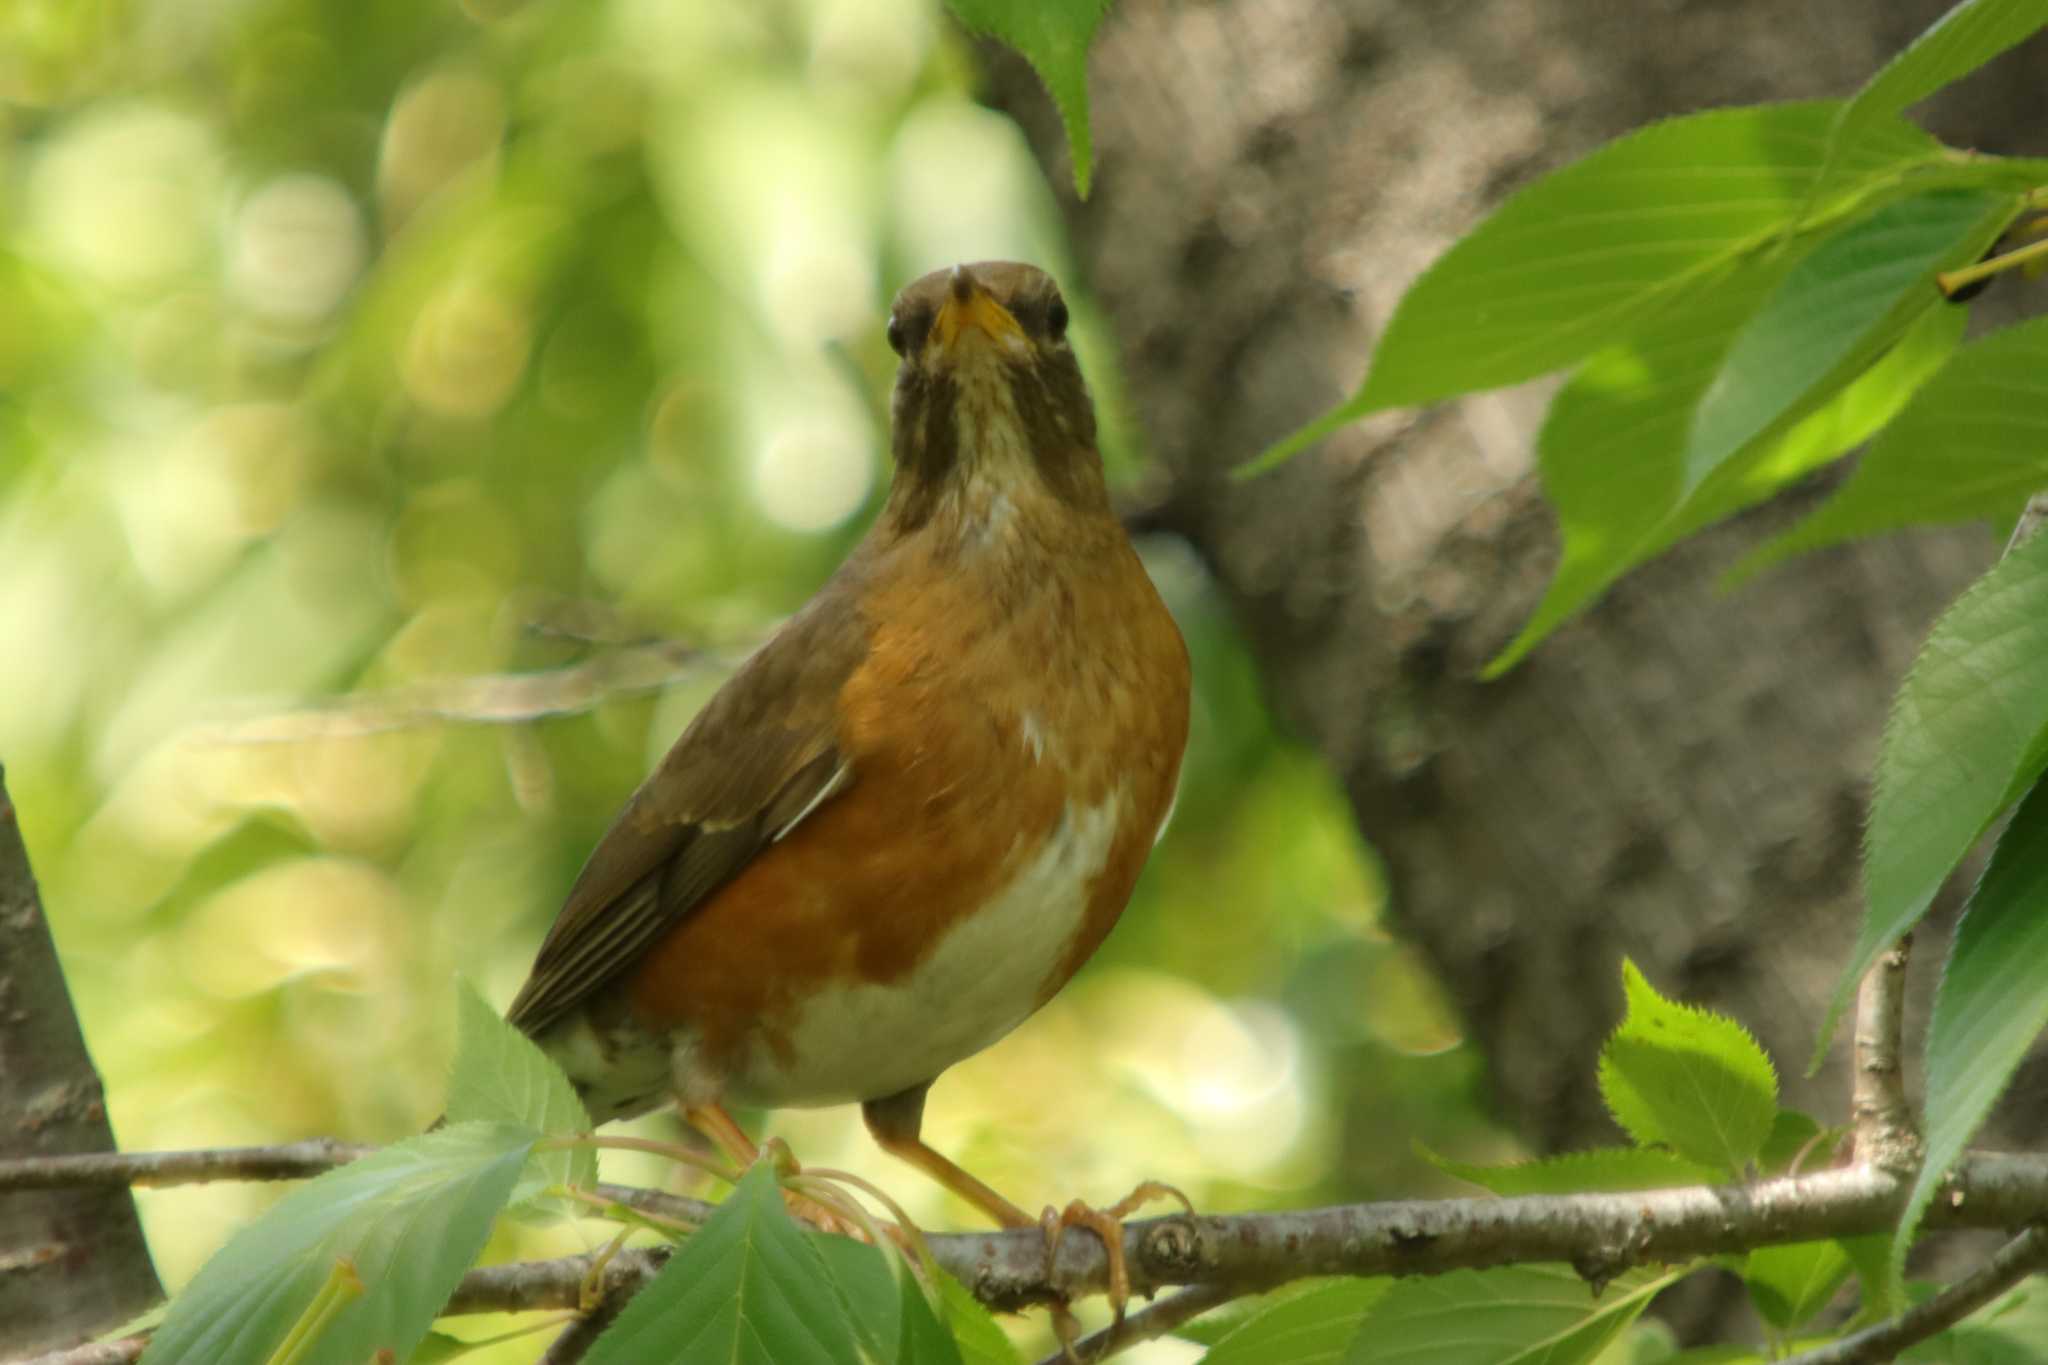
left=932, top=264, right=1024, bottom=352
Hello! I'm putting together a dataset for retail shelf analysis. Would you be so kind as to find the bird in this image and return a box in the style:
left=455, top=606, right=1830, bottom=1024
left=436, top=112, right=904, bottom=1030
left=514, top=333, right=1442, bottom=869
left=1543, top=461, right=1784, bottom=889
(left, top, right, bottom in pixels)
left=505, top=259, right=1192, bottom=1310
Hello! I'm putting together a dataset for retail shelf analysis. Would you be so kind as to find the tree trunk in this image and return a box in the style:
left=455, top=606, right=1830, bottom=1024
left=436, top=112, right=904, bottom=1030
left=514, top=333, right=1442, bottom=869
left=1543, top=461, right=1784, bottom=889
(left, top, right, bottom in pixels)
left=0, top=767, right=162, bottom=1353
left=984, top=0, right=2048, bottom=1155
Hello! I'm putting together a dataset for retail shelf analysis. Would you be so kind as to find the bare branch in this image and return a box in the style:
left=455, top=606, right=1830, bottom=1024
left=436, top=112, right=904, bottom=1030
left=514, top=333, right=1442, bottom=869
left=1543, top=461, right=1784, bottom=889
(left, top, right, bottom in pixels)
left=13, top=1339, right=147, bottom=1365
left=1779, top=1225, right=2048, bottom=1365
left=1850, top=933, right=1918, bottom=1171
left=18, top=1143, right=2048, bottom=1322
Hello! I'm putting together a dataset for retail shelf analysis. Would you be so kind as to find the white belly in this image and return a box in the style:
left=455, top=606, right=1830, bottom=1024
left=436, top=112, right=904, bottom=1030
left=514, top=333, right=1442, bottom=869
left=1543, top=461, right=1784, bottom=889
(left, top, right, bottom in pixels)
left=723, top=791, right=1124, bottom=1108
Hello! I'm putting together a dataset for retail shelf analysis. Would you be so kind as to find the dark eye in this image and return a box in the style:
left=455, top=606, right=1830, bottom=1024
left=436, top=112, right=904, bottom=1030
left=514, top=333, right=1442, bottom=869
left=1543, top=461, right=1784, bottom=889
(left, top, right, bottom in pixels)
left=1045, top=295, right=1069, bottom=341
left=885, top=313, right=907, bottom=355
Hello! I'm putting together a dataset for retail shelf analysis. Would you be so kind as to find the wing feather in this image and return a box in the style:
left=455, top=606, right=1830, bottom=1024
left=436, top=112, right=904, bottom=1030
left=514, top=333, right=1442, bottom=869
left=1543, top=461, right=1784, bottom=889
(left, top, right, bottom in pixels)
left=506, top=579, right=870, bottom=1037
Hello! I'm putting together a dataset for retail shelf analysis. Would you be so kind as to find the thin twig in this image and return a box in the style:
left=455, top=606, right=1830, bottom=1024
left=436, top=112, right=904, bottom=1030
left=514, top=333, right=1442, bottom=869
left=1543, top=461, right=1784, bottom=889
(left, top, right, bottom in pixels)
left=0, top=1141, right=373, bottom=1192
left=1850, top=933, right=1917, bottom=1171
left=11, top=1340, right=147, bottom=1365
left=1778, top=1225, right=2048, bottom=1365
left=1035, top=1284, right=1240, bottom=1365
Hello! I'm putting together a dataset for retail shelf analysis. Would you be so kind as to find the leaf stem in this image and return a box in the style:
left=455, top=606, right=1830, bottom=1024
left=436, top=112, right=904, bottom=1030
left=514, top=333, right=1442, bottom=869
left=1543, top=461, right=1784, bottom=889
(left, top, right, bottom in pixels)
left=1936, top=232, right=2048, bottom=296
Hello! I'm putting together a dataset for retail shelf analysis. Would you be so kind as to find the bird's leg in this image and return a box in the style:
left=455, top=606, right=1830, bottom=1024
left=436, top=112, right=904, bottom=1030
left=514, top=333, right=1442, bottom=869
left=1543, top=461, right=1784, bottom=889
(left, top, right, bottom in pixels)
left=865, top=1084, right=1183, bottom=1351
left=682, top=1102, right=861, bottom=1237
left=1042, top=1182, right=1194, bottom=1320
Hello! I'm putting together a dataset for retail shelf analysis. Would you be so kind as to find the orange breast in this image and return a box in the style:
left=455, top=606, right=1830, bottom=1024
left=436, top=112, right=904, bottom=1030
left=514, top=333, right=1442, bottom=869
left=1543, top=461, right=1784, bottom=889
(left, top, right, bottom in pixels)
left=622, top=511, right=1189, bottom=1107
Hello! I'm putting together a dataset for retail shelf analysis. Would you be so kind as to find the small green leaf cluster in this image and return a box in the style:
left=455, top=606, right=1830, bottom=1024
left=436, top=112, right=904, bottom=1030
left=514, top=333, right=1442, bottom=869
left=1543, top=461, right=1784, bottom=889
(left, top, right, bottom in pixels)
left=144, top=983, right=1011, bottom=1364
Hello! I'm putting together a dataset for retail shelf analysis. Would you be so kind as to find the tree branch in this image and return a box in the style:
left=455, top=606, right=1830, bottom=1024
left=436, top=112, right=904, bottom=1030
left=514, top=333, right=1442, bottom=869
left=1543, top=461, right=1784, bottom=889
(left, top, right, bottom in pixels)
left=14, top=1143, right=2048, bottom=1326
left=1778, top=1224, right=2048, bottom=1365
left=1850, top=933, right=1918, bottom=1171
left=1036, top=1284, right=1241, bottom=1365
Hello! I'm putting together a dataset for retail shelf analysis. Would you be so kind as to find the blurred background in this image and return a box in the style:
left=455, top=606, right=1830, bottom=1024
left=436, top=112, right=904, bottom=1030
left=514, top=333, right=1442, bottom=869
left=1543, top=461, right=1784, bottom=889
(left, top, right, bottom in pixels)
left=0, top=0, right=1495, bottom=1356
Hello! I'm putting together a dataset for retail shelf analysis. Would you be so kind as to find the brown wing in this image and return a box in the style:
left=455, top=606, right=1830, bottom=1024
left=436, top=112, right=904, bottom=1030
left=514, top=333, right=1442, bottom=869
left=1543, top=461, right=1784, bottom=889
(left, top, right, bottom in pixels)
left=505, top=576, right=871, bottom=1038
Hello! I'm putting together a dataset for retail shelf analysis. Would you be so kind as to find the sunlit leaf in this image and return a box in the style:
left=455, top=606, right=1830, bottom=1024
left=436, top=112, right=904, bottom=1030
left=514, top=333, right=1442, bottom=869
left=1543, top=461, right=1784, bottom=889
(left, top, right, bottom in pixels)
left=1825, top=530, right=2048, bottom=1056
left=1488, top=269, right=1965, bottom=673
left=1343, top=1264, right=1678, bottom=1365
left=934, top=1267, right=1020, bottom=1365
left=1679, top=189, right=2015, bottom=495
left=1744, top=317, right=2048, bottom=570
left=144, top=1124, right=533, bottom=1365
left=1238, top=101, right=1947, bottom=473
left=1899, top=775, right=2048, bottom=1287
left=580, top=1162, right=864, bottom=1365
left=1819, top=0, right=2048, bottom=195
left=1597, top=961, right=1777, bottom=1175
left=942, top=0, right=1113, bottom=197
left=446, top=979, right=595, bottom=1204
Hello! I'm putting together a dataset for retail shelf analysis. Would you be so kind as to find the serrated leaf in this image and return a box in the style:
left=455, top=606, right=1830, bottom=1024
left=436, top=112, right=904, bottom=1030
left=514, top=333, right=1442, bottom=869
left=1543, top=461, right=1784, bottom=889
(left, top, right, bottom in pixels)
left=1680, top=189, right=2016, bottom=496
left=1819, top=0, right=2048, bottom=197
left=144, top=1123, right=534, bottom=1365
left=1744, top=317, right=2048, bottom=569
left=1597, top=961, right=1777, bottom=1175
left=1488, top=261, right=1964, bottom=674
left=1426, top=1146, right=1722, bottom=1197
left=934, top=1267, right=1019, bottom=1365
left=1343, top=1264, right=1678, bottom=1365
left=1197, top=1280, right=1388, bottom=1365
left=1237, top=101, right=1945, bottom=474
left=1745, top=1240, right=1855, bottom=1331
left=942, top=0, right=1110, bottom=197
left=1824, top=530, right=2048, bottom=1055
left=580, top=1161, right=864, bottom=1365
left=1896, top=775, right=2048, bottom=1289
left=447, top=981, right=595, bottom=1203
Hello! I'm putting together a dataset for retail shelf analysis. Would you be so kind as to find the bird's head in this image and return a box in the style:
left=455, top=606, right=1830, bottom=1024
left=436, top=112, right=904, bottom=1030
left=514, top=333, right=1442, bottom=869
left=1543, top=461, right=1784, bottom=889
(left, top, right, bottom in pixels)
left=882, top=261, right=1104, bottom=528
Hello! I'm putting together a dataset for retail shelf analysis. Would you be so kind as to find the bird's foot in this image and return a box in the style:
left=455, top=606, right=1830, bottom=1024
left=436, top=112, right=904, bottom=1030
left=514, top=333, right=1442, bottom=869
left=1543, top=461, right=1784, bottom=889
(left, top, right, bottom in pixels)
left=1042, top=1181, right=1195, bottom=1329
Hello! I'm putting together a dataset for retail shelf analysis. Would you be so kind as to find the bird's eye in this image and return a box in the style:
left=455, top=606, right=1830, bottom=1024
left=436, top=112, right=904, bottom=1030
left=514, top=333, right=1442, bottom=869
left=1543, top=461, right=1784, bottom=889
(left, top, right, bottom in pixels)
left=1045, top=296, right=1069, bottom=342
left=885, top=313, right=907, bottom=356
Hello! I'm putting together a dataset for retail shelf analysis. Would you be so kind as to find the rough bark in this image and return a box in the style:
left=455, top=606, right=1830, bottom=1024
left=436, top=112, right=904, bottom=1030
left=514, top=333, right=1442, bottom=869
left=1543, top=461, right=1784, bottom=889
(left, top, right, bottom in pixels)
left=0, top=767, right=162, bottom=1354
left=983, top=0, right=2048, bottom=1154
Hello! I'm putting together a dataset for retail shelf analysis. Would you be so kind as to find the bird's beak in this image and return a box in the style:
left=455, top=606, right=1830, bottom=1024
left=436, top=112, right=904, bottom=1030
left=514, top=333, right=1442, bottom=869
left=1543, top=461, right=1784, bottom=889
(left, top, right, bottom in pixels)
left=932, top=265, right=1025, bottom=353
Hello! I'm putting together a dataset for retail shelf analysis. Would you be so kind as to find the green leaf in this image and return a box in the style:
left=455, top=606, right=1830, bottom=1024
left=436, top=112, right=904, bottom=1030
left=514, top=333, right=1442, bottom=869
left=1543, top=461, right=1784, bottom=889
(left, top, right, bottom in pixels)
left=1679, top=189, right=2016, bottom=495
left=1897, top=775, right=2048, bottom=1288
left=145, top=1123, right=534, bottom=1365
left=810, top=1235, right=903, bottom=1362
left=1820, top=0, right=2048, bottom=196
left=1343, top=1264, right=1679, bottom=1365
left=581, top=1161, right=865, bottom=1365
left=1838, top=1234, right=1902, bottom=1322
left=1744, top=1240, right=1855, bottom=1331
left=1487, top=258, right=1965, bottom=674
left=1199, top=1279, right=1389, bottom=1365
left=1744, top=317, right=2048, bottom=568
left=933, top=1268, right=1020, bottom=1365
left=1426, top=1146, right=1723, bottom=1197
left=1597, top=961, right=1778, bottom=1175
left=446, top=980, right=596, bottom=1202
left=1754, top=1110, right=1844, bottom=1177
left=1825, top=530, right=2048, bottom=1056
left=1238, top=100, right=1945, bottom=475
left=941, top=0, right=1111, bottom=197
left=898, top=1266, right=967, bottom=1365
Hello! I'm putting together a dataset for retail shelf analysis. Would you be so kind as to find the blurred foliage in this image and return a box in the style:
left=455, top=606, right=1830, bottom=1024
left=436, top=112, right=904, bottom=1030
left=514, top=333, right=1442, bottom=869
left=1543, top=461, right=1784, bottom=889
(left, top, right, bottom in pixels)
left=0, top=0, right=1502, bottom=1357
